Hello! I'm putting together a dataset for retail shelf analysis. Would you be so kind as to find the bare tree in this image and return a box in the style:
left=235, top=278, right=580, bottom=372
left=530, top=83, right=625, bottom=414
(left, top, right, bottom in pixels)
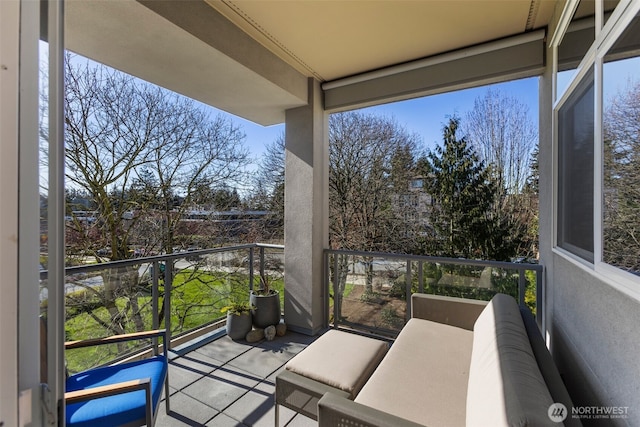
left=136, top=88, right=249, bottom=254
left=463, top=88, right=539, bottom=259
left=245, top=134, right=285, bottom=242
left=329, top=112, right=420, bottom=298
left=464, top=88, right=537, bottom=194
left=61, top=56, right=249, bottom=338
left=603, top=78, right=640, bottom=274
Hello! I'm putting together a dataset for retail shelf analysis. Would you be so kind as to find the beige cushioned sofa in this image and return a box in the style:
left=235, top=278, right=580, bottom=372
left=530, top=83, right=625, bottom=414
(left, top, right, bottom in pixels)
left=317, top=293, right=580, bottom=427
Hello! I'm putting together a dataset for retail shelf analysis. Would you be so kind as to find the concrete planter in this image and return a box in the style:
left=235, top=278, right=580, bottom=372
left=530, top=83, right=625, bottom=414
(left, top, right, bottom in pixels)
left=250, top=290, right=281, bottom=329
left=226, top=311, right=252, bottom=341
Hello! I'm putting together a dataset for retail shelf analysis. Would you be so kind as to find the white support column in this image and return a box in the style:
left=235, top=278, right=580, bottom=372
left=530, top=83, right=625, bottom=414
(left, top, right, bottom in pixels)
left=284, top=78, right=328, bottom=335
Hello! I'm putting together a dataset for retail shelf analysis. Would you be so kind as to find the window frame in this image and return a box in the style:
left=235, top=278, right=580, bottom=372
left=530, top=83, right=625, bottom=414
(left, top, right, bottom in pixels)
left=552, top=0, right=640, bottom=299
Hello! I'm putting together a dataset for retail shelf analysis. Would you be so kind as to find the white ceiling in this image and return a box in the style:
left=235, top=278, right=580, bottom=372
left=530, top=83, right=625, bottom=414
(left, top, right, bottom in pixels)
left=208, top=0, right=556, bottom=82
left=65, top=0, right=558, bottom=125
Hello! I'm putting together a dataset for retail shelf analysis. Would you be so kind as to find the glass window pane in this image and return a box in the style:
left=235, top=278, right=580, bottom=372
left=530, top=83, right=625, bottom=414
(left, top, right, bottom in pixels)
left=558, top=68, right=594, bottom=261
left=602, top=11, right=640, bottom=275
left=557, top=0, right=596, bottom=98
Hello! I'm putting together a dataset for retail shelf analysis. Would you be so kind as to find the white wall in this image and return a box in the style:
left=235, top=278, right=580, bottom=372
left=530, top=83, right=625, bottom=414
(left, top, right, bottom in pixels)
left=551, top=255, right=640, bottom=425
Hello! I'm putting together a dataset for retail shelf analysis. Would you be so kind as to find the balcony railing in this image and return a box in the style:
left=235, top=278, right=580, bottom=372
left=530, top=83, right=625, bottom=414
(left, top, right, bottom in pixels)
left=325, top=249, right=543, bottom=337
left=40, top=243, right=542, bottom=372
left=39, top=243, right=284, bottom=374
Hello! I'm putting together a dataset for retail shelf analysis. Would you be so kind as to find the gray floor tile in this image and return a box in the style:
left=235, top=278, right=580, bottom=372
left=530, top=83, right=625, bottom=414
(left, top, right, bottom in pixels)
left=277, top=406, right=300, bottom=427
left=182, top=365, right=261, bottom=412
left=156, top=332, right=320, bottom=427
left=257, top=332, right=317, bottom=356
left=156, top=391, right=219, bottom=426
left=206, top=412, right=249, bottom=426
left=285, top=413, right=317, bottom=427
left=226, top=346, right=290, bottom=379
left=254, top=379, right=275, bottom=394
left=265, top=365, right=286, bottom=383
left=179, top=350, right=227, bottom=372
left=224, top=385, right=297, bottom=427
left=195, top=336, right=256, bottom=364
left=222, top=387, right=274, bottom=426
left=169, top=353, right=219, bottom=390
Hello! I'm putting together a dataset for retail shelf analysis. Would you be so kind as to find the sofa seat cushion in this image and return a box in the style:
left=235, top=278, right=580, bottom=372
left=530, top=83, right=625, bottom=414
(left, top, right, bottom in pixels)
left=466, top=294, right=555, bottom=427
left=355, top=318, right=473, bottom=426
left=285, top=329, right=388, bottom=399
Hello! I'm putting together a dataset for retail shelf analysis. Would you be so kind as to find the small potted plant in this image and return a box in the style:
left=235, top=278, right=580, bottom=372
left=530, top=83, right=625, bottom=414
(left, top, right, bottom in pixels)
left=249, top=274, right=281, bottom=329
left=222, top=300, right=254, bottom=341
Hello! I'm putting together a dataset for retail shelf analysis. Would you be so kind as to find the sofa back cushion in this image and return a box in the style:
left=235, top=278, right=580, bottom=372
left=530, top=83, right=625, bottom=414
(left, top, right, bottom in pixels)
left=467, top=294, right=557, bottom=427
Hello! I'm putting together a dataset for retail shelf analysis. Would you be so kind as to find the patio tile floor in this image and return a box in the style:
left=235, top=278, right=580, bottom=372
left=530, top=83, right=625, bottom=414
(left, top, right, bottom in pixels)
left=156, top=331, right=318, bottom=426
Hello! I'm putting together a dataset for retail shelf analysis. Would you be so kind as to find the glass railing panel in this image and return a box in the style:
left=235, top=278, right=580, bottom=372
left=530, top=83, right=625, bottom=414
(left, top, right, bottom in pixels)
left=167, top=248, right=254, bottom=335
left=44, top=243, right=284, bottom=373
left=253, top=245, right=285, bottom=310
left=64, top=262, right=156, bottom=373
left=327, top=249, right=542, bottom=336
left=329, top=253, right=408, bottom=336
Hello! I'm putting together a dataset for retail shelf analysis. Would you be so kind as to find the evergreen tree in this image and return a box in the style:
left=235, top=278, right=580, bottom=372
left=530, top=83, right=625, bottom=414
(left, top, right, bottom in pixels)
left=423, top=117, right=497, bottom=258
left=524, top=147, right=539, bottom=194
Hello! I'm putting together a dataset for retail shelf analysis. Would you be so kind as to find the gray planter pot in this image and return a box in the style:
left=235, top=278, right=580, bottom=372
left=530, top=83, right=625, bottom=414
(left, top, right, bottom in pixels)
left=226, top=311, right=252, bottom=341
left=250, top=290, right=281, bottom=329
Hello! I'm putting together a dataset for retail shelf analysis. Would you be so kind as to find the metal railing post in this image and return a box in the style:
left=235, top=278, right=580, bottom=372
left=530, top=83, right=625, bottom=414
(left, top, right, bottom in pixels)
left=518, top=269, right=526, bottom=306
left=152, top=261, right=159, bottom=351
left=323, top=251, right=329, bottom=328
left=333, top=254, right=340, bottom=328
left=536, top=267, right=544, bottom=330
left=248, top=247, right=255, bottom=290
left=259, top=245, right=265, bottom=279
left=164, top=260, right=172, bottom=349
left=406, top=260, right=412, bottom=321
left=417, top=261, right=424, bottom=293
left=152, top=261, right=159, bottom=329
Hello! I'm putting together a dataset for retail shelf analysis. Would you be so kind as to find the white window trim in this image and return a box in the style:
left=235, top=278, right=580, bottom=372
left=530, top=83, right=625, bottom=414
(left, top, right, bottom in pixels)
left=553, top=53, right=595, bottom=258
left=550, top=0, right=581, bottom=47
left=594, top=55, right=603, bottom=268
left=595, top=0, right=640, bottom=300
left=553, top=45, right=597, bottom=110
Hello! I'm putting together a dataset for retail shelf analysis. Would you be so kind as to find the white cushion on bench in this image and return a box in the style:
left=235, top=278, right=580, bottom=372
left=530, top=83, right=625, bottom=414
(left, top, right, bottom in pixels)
left=467, top=294, right=555, bottom=427
left=355, top=317, right=473, bottom=426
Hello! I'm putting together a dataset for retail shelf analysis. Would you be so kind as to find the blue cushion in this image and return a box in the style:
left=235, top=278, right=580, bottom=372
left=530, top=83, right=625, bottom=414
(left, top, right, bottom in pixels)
left=66, top=356, right=167, bottom=427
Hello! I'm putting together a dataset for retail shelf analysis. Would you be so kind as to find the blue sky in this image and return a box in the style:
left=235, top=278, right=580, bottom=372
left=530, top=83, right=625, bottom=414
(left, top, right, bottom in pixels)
left=227, top=77, right=540, bottom=161
left=359, top=78, right=539, bottom=152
